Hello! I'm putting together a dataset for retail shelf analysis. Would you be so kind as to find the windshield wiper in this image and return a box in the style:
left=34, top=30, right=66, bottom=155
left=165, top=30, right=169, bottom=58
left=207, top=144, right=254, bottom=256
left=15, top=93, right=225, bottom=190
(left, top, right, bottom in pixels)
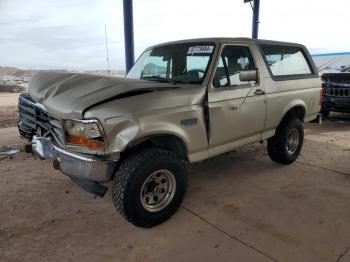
left=141, top=76, right=177, bottom=85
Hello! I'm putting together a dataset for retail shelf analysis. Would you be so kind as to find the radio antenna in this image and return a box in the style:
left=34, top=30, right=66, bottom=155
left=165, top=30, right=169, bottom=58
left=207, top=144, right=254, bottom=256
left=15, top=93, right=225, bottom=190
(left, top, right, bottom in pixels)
left=104, top=24, right=110, bottom=74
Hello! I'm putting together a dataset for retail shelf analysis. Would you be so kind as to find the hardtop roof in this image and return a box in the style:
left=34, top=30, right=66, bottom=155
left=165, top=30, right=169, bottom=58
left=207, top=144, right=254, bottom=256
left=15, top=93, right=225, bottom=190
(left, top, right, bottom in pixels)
left=147, top=37, right=306, bottom=50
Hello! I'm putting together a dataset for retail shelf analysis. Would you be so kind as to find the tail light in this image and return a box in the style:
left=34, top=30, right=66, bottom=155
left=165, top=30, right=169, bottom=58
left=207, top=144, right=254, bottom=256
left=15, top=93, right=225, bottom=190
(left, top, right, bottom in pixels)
left=320, top=84, right=324, bottom=105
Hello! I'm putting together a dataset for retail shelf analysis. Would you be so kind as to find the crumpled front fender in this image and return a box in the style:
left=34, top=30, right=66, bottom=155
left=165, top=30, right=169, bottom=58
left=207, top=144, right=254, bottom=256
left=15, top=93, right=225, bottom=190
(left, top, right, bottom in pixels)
left=104, top=117, right=140, bottom=154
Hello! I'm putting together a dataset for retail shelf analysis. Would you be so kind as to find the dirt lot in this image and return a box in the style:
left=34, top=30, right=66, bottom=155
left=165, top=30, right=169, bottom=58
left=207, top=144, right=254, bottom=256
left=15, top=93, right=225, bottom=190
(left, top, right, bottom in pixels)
left=0, top=93, right=19, bottom=127
left=1, top=94, right=350, bottom=262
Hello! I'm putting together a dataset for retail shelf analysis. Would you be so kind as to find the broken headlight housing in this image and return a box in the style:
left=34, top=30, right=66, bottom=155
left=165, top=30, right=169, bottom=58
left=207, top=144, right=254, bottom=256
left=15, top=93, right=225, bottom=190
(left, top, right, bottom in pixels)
left=64, top=119, right=105, bottom=149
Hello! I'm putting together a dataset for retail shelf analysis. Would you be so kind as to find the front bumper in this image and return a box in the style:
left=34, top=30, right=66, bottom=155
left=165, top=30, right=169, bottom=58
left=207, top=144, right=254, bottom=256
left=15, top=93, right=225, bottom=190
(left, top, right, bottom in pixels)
left=31, top=136, right=118, bottom=182
left=322, top=96, right=350, bottom=113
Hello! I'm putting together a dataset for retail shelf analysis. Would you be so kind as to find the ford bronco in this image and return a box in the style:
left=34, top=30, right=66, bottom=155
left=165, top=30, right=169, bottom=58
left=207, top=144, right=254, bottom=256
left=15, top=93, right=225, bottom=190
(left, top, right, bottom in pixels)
left=18, top=38, right=321, bottom=227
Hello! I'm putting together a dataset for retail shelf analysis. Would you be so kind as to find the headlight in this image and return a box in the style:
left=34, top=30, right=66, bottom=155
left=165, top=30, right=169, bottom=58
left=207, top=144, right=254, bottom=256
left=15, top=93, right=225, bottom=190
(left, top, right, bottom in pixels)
left=64, top=119, right=105, bottom=149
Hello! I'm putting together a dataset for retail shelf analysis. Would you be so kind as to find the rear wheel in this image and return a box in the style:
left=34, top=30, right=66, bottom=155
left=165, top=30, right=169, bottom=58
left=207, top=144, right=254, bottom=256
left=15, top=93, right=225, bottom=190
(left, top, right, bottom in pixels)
left=112, top=147, right=187, bottom=228
left=267, top=117, right=304, bottom=164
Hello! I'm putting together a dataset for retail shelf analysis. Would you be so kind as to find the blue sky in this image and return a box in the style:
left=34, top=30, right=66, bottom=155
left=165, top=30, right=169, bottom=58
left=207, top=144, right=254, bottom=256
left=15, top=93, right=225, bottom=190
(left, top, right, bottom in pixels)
left=0, top=0, right=349, bottom=70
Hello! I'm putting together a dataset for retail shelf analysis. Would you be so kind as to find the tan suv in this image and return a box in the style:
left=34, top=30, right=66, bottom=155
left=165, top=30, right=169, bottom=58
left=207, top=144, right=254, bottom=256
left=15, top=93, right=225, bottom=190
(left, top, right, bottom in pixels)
left=18, top=38, right=321, bottom=227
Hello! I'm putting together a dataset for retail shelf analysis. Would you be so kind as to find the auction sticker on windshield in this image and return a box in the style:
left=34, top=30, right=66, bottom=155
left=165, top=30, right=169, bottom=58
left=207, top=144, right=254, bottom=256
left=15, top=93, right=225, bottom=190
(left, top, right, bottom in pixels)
left=187, top=46, right=214, bottom=54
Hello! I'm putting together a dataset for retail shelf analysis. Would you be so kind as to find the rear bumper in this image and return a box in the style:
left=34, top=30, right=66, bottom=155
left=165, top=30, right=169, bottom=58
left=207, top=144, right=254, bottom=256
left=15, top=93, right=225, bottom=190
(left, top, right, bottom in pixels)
left=31, top=136, right=118, bottom=182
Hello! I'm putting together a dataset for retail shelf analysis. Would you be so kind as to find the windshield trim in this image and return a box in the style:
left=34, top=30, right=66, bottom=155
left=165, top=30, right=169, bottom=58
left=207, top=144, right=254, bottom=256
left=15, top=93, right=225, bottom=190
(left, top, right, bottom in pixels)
left=126, top=42, right=217, bottom=85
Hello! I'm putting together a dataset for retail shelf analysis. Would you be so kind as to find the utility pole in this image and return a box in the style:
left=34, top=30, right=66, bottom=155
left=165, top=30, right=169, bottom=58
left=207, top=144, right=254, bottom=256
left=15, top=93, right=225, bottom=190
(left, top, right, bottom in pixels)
left=123, top=0, right=135, bottom=74
left=104, top=24, right=110, bottom=74
left=244, top=0, right=260, bottom=39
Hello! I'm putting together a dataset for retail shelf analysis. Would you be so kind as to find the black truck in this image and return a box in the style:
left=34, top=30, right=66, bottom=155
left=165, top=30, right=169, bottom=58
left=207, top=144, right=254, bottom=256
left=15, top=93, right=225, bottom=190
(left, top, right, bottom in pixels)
left=321, top=73, right=350, bottom=116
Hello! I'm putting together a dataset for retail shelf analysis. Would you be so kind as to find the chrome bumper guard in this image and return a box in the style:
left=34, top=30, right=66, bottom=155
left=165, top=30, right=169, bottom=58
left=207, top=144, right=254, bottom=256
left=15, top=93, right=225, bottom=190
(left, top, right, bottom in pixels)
left=31, top=136, right=118, bottom=182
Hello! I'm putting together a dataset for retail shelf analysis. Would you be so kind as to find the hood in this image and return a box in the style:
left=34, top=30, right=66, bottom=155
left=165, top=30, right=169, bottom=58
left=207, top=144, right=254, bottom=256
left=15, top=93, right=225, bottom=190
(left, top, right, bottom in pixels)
left=29, top=72, right=177, bottom=119
left=321, top=72, right=350, bottom=83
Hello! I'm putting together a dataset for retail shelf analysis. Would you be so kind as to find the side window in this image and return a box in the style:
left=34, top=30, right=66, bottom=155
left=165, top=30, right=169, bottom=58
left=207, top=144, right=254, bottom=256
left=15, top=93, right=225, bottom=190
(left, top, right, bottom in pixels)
left=213, top=46, right=255, bottom=88
left=261, top=45, right=312, bottom=76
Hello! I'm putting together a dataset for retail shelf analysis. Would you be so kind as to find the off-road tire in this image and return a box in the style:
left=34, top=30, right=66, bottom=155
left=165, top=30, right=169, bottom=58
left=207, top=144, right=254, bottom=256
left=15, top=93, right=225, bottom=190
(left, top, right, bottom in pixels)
left=267, top=117, right=304, bottom=164
left=320, top=109, right=330, bottom=117
left=112, top=147, right=187, bottom=228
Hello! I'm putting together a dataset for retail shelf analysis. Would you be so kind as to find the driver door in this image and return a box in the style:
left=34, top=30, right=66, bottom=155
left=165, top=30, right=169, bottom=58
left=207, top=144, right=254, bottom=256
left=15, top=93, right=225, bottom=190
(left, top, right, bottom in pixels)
left=208, top=44, right=267, bottom=156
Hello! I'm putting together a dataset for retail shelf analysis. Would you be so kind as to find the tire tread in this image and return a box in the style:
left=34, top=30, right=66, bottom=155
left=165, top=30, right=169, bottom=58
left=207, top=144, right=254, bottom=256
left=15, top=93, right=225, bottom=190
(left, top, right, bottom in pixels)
left=112, top=147, right=186, bottom=227
left=267, top=117, right=304, bottom=165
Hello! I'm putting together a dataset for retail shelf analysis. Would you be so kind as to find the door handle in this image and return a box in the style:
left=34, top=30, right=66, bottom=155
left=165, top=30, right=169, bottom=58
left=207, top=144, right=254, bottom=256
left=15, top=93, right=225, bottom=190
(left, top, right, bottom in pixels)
left=254, top=89, right=265, bottom=96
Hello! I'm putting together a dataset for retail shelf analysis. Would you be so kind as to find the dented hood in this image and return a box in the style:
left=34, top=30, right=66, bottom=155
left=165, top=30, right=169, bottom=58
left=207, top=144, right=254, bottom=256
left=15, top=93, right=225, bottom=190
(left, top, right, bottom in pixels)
left=29, top=72, right=177, bottom=119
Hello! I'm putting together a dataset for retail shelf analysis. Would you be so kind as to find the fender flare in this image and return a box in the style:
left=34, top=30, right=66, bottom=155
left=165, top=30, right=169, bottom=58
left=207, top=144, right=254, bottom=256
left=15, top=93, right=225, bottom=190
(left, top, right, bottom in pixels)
left=281, top=99, right=307, bottom=122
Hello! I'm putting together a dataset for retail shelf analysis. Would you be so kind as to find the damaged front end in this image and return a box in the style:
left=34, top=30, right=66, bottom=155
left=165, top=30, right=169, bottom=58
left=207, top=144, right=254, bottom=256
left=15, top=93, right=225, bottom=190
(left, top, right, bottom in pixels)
left=321, top=73, right=350, bottom=114
left=17, top=93, right=117, bottom=197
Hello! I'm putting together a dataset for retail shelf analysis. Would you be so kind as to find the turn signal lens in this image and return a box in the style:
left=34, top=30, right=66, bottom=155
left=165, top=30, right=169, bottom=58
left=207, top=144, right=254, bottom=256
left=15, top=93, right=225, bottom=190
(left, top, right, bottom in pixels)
left=85, top=139, right=105, bottom=149
left=66, top=135, right=105, bottom=149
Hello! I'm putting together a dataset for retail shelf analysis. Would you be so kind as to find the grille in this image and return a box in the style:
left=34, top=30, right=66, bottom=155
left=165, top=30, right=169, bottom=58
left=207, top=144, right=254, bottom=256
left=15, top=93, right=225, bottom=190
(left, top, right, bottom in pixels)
left=328, top=87, right=350, bottom=97
left=18, top=93, right=65, bottom=146
left=323, top=80, right=350, bottom=98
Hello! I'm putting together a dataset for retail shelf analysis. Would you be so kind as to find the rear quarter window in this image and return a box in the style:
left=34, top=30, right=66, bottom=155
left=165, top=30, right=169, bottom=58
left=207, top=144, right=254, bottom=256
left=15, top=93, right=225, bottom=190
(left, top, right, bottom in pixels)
left=261, top=45, right=313, bottom=77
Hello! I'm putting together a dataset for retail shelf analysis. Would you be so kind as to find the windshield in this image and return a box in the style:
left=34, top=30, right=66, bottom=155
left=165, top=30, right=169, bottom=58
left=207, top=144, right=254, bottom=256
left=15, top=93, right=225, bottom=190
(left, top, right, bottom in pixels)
left=127, top=42, right=216, bottom=84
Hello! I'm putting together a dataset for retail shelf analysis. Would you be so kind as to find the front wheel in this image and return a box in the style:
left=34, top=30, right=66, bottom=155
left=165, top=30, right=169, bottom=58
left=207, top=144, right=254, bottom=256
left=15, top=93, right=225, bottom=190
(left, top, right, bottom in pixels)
left=267, top=117, right=304, bottom=164
left=112, top=147, right=187, bottom=228
left=320, top=109, right=330, bottom=117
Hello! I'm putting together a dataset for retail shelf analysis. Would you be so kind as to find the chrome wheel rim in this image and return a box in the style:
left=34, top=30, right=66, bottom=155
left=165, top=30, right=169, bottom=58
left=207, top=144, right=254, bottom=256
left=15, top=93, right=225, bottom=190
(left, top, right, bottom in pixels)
left=286, top=128, right=299, bottom=155
left=140, top=169, right=176, bottom=212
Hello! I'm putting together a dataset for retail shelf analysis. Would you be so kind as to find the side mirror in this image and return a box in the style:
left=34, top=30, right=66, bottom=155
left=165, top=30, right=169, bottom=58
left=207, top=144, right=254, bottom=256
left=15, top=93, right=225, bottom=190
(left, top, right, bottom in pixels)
left=239, top=69, right=258, bottom=82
